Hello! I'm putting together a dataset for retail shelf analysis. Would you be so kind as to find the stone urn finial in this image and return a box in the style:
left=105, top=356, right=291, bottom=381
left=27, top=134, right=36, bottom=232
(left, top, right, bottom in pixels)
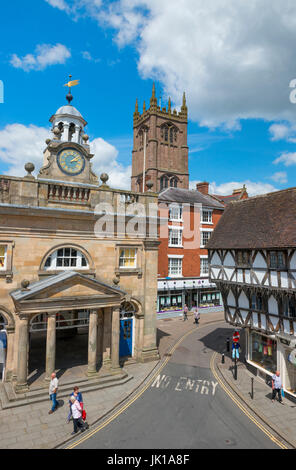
left=24, top=162, right=35, bottom=179
left=113, top=276, right=120, bottom=287
left=53, top=127, right=61, bottom=140
left=100, top=173, right=109, bottom=187
left=82, top=134, right=89, bottom=143
left=146, top=181, right=153, bottom=191
left=21, top=279, right=30, bottom=290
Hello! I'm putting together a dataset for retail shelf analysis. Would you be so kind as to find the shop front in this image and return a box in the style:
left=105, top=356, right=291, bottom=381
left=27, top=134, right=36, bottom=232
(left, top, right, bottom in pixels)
left=248, top=331, right=277, bottom=374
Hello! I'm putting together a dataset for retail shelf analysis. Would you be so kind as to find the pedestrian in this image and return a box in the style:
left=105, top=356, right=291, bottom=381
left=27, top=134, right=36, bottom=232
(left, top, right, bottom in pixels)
left=48, top=372, right=59, bottom=414
left=68, top=386, right=89, bottom=429
left=193, top=305, right=200, bottom=325
left=271, top=370, right=284, bottom=404
left=183, top=304, right=188, bottom=321
left=70, top=396, right=86, bottom=435
left=232, top=341, right=240, bottom=360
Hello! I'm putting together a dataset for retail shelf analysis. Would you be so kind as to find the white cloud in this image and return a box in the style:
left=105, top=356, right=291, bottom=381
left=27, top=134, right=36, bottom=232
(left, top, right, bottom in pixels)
left=269, top=171, right=288, bottom=183
left=0, top=124, right=131, bottom=189
left=209, top=181, right=278, bottom=197
left=90, top=137, right=131, bottom=189
left=10, top=43, right=71, bottom=72
left=45, top=0, right=296, bottom=129
left=189, top=180, right=277, bottom=197
left=45, top=0, right=70, bottom=11
left=269, top=123, right=296, bottom=143
left=273, top=152, right=296, bottom=166
left=81, top=50, right=101, bottom=63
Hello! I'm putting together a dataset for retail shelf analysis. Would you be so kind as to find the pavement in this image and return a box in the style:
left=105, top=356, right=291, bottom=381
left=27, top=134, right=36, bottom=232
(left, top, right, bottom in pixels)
left=1, top=310, right=296, bottom=449
left=214, top=329, right=296, bottom=449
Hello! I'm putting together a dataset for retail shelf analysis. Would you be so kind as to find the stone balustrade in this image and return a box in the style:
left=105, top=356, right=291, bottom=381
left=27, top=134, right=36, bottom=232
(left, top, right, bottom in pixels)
left=48, top=184, right=90, bottom=204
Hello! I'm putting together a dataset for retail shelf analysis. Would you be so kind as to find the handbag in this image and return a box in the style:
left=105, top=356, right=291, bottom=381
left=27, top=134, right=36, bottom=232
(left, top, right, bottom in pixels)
left=80, top=402, right=87, bottom=421
left=281, top=388, right=285, bottom=398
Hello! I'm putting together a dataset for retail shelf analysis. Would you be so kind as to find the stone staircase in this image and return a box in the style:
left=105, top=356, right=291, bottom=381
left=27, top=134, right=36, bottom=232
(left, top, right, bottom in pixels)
left=0, top=369, right=132, bottom=409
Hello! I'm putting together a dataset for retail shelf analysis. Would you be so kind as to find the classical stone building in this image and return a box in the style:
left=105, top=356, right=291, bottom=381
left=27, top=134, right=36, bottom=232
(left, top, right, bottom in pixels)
left=207, top=188, right=296, bottom=396
left=0, top=91, right=159, bottom=397
left=131, top=84, right=189, bottom=193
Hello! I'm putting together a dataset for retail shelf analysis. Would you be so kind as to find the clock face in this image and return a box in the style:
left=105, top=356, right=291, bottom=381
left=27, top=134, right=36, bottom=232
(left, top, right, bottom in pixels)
left=57, top=148, right=85, bottom=176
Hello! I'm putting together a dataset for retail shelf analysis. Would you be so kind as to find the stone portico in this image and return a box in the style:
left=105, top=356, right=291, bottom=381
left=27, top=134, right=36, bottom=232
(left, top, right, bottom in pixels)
left=10, top=272, right=126, bottom=393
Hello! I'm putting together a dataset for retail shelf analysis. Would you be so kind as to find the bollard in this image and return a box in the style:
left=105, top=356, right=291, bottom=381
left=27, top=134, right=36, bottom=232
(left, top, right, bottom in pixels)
left=251, top=377, right=254, bottom=399
left=222, top=353, right=225, bottom=364
left=234, top=355, right=238, bottom=380
left=226, top=338, right=230, bottom=352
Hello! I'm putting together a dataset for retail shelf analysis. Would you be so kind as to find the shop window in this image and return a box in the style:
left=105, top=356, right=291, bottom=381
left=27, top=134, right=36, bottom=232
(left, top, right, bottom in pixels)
left=270, top=251, right=286, bottom=270
left=250, top=332, right=277, bottom=373
left=44, top=247, right=88, bottom=270
left=119, top=248, right=137, bottom=268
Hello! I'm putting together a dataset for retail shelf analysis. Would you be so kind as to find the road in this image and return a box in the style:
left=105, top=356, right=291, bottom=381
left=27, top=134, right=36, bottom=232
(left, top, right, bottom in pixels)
left=67, top=321, right=280, bottom=450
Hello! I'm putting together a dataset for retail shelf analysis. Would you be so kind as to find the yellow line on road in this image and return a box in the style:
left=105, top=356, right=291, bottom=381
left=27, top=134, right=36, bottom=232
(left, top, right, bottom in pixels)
left=210, top=352, right=288, bottom=450
left=66, top=325, right=198, bottom=449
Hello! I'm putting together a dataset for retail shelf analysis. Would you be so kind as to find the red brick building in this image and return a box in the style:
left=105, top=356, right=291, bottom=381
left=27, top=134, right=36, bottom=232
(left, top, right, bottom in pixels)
left=157, top=187, right=225, bottom=311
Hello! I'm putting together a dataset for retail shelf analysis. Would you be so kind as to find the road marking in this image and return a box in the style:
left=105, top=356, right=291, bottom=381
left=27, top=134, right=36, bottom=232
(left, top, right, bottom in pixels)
left=210, top=352, right=288, bottom=450
left=151, top=373, right=218, bottom=396
left=65, top=325, right=200, bottom=449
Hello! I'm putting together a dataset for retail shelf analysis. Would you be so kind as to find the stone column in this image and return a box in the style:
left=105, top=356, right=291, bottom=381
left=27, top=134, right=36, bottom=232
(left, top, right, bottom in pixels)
left=4, top=326, right=14, bottom=382
left=45, top=313, right=56, bottom=381
left=97, top=310, right=104, bottom=370
left=87, top=310, right=98, bottom=377
left=102, top=307, right=112, bottom=368
left=15, top=314, right=29, bottom=393
left=111, top=306, right=121, bottom=372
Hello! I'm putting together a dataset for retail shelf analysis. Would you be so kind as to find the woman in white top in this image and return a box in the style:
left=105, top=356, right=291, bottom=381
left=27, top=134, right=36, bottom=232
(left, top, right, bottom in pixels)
left=70, top=396, right=86, bottom=435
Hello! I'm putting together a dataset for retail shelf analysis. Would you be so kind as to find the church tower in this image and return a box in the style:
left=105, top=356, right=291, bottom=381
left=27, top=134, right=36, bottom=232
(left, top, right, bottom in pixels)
left=131, top=84, right=189, bottom=193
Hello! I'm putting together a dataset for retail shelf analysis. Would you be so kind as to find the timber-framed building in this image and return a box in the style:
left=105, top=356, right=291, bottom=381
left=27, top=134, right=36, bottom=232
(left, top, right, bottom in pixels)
left=207, top=188, right=296, bottom=395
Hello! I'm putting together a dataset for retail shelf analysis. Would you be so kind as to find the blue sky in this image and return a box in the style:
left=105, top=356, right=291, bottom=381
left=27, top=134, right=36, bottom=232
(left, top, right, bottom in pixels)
left=1, top=0, right=296, bottom=194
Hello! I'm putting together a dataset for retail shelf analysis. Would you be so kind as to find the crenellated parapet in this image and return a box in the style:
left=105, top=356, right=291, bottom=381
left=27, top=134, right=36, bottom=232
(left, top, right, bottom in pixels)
left=133, top=84, right=188, bottom=127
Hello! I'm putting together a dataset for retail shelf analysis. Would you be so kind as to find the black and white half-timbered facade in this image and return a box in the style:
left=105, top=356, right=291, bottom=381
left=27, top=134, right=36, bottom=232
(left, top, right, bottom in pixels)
left=207, top=188, right=296, bottom=396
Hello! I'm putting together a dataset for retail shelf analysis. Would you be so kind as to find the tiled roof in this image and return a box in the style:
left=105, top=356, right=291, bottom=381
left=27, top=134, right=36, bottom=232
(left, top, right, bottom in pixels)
left=206, top=187, right=296, bottom=249
left=158, top=187, right=225, bottom=209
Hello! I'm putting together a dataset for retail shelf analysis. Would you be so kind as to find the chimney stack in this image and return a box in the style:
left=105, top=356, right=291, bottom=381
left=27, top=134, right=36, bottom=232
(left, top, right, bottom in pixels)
left=196, top=182, right=209, bottom=195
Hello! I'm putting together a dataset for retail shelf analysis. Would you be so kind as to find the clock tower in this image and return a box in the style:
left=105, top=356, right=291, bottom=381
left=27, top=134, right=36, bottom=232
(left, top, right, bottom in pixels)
left=38, top=89, right=98, bottom=184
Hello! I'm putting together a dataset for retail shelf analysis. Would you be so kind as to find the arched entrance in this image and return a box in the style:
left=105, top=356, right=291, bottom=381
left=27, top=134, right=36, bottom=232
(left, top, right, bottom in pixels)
left=119, top=302, right=136, bottom=358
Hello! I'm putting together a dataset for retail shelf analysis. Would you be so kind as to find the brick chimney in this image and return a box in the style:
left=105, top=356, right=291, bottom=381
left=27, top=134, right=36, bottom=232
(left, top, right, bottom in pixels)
left=196, top=182, right=209, bottom=195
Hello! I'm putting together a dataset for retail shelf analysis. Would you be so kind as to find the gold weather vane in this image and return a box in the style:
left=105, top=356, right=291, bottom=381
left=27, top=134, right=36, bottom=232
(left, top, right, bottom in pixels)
left=63, top=74, right=80, bottom=104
